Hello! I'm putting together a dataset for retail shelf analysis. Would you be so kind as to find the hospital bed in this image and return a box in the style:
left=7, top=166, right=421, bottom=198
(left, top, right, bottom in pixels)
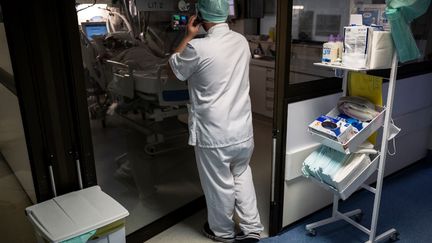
left=79, top=30, right=112, bottom=128
left=80, top=29, right=190, bottom=155
left=106, top=58, right=190, bottom=155
left=106, top=59, right=189, bottom=122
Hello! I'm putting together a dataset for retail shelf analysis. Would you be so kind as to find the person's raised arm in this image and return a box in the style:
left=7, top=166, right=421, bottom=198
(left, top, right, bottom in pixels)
left=175, top=15, right=201, bottom=53
left=167, top=15, right=201, bottom=81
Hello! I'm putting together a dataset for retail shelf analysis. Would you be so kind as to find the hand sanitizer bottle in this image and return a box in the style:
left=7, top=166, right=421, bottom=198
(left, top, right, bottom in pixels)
left=322, top=35, right=338, bottom=63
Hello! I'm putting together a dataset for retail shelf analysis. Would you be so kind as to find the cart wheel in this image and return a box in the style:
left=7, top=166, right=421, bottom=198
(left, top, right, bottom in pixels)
left=306, top=228, right=317, bottom=237
left=353, top=213, right=363, bottom=222
left=390, top=232, right=400, bottom=242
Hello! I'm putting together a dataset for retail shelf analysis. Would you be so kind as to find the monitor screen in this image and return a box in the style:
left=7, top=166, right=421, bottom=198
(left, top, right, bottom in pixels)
left=171, top=14, right=189, bottom=30
left=82, top=22, right=108, bottom=40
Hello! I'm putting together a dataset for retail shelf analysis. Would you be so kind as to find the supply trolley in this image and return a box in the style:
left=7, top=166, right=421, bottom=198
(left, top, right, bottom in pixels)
left=305, top=51, right=401, bottom=243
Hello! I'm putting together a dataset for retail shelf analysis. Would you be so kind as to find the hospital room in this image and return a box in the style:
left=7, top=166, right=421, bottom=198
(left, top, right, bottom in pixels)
left=0, top=0, right=432, bottom=243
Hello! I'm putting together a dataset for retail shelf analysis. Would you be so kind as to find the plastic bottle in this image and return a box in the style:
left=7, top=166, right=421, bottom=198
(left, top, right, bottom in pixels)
left=335, top=34, right=344, bottom=63
left=269, top=27, right=276, bottom=42
left=322, top=35, right=338, bottom=63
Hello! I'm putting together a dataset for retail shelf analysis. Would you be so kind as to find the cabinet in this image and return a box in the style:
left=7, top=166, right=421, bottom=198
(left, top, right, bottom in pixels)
left=249, top=60, right=275, bottom=118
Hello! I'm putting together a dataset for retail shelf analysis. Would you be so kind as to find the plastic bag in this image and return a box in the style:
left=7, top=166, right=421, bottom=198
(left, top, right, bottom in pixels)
left=348, top=72, right=383, bottom=106
left=348, top=72, right=383, bottom=144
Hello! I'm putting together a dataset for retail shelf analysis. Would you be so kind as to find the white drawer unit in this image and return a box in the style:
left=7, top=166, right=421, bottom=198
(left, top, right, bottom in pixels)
left=250, top=60, right=276, bottom=118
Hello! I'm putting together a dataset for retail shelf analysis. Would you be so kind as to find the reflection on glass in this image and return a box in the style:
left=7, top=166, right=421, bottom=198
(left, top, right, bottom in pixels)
left=411, top=4, right=432, bottom=61
left=0, top=16, right=37, bottom=242
left=290, top=0, right=350, bottom=84
left=76, top=2, right=202, bottom=235
left=290, top=0, right=432, bottom=84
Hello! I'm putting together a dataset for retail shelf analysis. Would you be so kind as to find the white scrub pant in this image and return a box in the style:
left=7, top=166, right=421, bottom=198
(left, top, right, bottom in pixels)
left=194, top=138, right=263, bottom=238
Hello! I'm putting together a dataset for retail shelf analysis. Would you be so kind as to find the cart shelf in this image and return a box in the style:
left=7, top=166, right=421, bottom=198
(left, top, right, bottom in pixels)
left=313, top=62, right=374, bottom=71
left=307, top=153, right=380, bottom=200
left=308, top=106, right=386, bottom=154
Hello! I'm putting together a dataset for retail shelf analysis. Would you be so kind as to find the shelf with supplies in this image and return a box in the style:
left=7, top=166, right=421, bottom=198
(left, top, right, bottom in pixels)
left=313, top=62, right=374, bottom=72
left=307, top=153, right=380, bottom=201
left=308, top=106, right=386, bottom=154
left=303, top=50, right=401, bottom=243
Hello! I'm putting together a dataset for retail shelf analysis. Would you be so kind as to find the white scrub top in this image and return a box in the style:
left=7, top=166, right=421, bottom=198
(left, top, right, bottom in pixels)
left=169, top=23, right=253, bottom=148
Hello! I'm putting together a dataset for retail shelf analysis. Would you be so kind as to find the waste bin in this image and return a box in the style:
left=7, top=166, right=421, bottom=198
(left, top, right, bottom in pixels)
left=26, top=186, right=129, bottom=243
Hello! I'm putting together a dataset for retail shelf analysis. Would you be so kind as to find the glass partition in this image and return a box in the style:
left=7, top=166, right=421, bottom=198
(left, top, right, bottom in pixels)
left=76, top=2, right=202, bottom=235
left=289, top=0, right=432, bottom=85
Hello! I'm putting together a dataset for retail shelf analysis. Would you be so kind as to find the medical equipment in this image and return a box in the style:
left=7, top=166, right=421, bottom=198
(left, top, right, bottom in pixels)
left=104, top=46, right=189, bottom=155
left=82, top=22, right=109, bottom=40
left=309, top=30, right=402, bottom=240
left=107, top=59, right=189, bottom=111
left=78, top=9, right=190, bottom=156
left=171, top=14, right=189, bottom=30
left=178, top=0, right=191, bottom=12
left=79, top=28, right=113, bottom=128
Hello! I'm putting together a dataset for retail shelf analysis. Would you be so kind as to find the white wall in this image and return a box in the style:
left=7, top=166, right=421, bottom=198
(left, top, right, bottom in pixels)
left=282, top=73, right=432, bottom=227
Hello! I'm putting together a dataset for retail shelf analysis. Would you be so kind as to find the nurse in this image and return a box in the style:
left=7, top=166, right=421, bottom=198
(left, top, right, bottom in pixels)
left=168, top=0, right=263, bottom=242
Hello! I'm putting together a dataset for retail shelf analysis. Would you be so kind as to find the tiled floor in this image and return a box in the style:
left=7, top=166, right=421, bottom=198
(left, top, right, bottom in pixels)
left=0, top=155, right=36, bottom=243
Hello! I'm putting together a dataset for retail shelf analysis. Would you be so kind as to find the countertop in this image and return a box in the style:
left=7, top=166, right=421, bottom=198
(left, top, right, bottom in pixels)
left=250, top=58, right=276, bottom=68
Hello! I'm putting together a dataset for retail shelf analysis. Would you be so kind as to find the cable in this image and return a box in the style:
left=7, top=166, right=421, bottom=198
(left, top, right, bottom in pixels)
left=387, top=119, right=398, bottom=156
left=77, top=0, right=97, bottom=13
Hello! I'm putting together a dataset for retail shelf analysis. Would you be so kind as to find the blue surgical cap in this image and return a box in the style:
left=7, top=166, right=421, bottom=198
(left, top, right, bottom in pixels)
left=197, top=0, right=229, bottom=23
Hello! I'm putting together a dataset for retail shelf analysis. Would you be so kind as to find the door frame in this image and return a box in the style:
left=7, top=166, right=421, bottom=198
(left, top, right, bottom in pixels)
left=1, top=0, right=84, bottom=201
left=270, top=1, right=347, bottom=235
left=269, top=0, right=293, bottom=235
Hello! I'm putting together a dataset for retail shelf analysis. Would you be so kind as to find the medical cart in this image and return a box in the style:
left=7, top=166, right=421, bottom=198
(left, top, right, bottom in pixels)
left=305, top=50, right=401, bottom=243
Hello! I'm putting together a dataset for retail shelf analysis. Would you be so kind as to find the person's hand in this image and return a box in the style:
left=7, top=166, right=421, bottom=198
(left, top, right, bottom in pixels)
left=186, top=15, right=201, bottom=39
left=173, top=15, right=201, bottom=53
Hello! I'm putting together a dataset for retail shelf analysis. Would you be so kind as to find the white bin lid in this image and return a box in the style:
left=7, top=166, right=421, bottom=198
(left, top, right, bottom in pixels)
left=26, top=186, right=129, bottom=242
